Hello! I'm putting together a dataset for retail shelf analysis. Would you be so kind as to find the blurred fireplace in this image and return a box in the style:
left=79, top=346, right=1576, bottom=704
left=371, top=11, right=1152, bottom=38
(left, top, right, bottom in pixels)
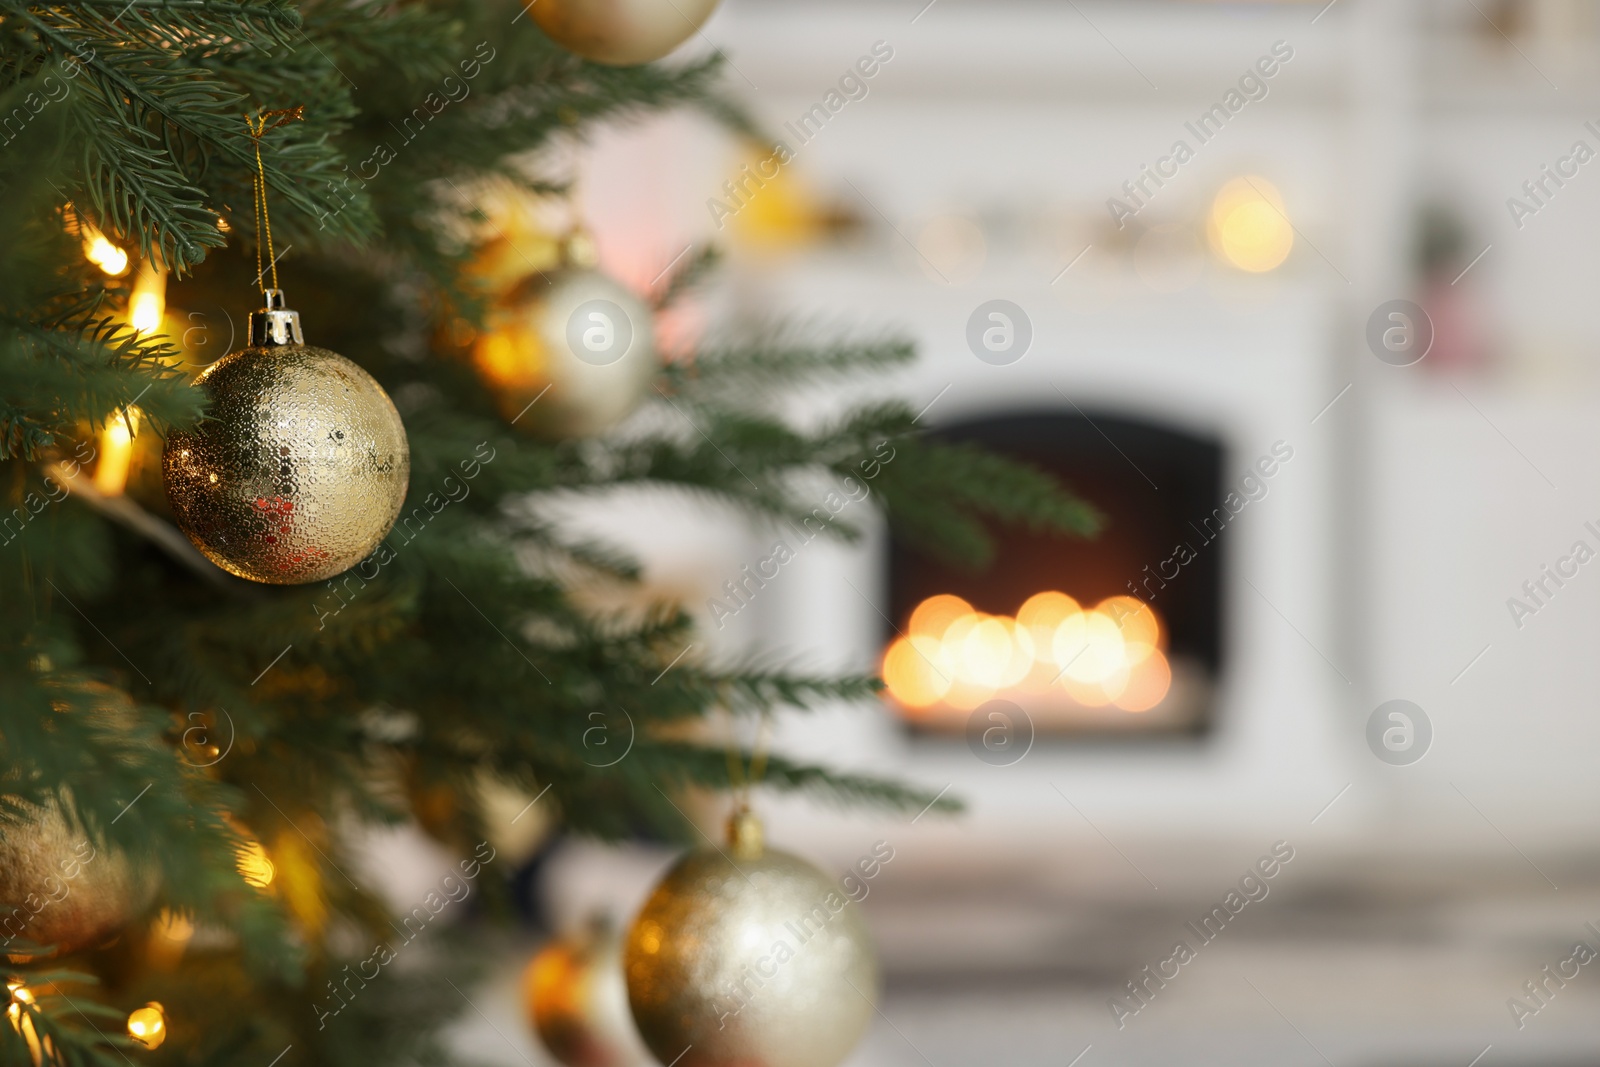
left=881, top=409, right=1225, bottom=738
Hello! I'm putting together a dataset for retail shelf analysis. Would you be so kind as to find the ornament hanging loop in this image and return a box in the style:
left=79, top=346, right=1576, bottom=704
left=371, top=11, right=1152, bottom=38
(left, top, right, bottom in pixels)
left=245, top=106, right=304, bottom=298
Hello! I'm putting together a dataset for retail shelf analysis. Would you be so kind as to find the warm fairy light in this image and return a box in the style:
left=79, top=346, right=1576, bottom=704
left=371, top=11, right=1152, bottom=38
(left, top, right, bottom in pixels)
left=1054, top=610, right=1129, bottom=687
left=1114, top=648, right=1172, bottom=713
left=236, top=840, right=276, bottom=888
left=93, top=406, right=141, bottom=497
left=87, top=236, right=129, bottom=276
left=1208, top=176, right=1293, bottom=273
left=960, top=616, right=1033, bottom=689
left=1099, top=595, right=1160, bottom=661
left=129, top=293, right=162, bottom=333
left=883, top=591, right=1172, bottom=714
left=88, top=257, right=163, bottom=498
left=126, top=1002, right=167, bottom=1050
left=148, top=909, right=196, bottom=969
left=128, top=261, right=167, bottom=336
left=153, top=908, right=195, bottom=944
left=1016, top=591, right=1081, bottom=658
left=7, top=981, right=44, bottom=1066
left=82, top=226, right=129, bottom=277
left=909, top=594, right=973, bottom=641
left=881, top=634, right=950, bottom=710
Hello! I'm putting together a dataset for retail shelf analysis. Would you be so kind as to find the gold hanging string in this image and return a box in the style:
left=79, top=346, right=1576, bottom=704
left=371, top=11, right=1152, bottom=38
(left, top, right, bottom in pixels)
left=722, top=701, right=774, bottom=811
left=244, top=107, right=304, bottom=295
left=721, top=702, right=746, bottom=799
left=744, top=712, right=772, bottom=804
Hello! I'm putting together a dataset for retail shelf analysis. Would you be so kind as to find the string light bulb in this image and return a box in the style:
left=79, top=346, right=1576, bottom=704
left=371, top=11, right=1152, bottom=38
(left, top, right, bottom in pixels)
left=6, top=981, right=45, bottom=1066
left=81, top=226, right=129, bottom=277
left=149, top=908, right=196, bottom=969
left=128, top=261, right=167, bottom=336
left=126, top=1002, right=167, bottom=1050
left=236, top=839, right=275, bottom=888
left=93, top=406, right=141, bottom=497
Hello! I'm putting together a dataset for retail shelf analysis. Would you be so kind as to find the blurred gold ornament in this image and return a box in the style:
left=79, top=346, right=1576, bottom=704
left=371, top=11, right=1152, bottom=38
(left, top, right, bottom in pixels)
left=473, top=244, right=657, bottom=440
left=464, top=185, right=566, bottom=295
left=126, top=1002, right=166, bottom=1050
left=526, top=916, right=651, bottom=1067
left=531, top=0, right=722, bottom=65
left=624, top=809, right=877, bottom=1067
left=478, top=775, right=556, bottom=867
left=723, top=142, right=862, bottom=255
left=162, top=290, right=410, bottom=584
left=0, top=798, right=157, bottom=958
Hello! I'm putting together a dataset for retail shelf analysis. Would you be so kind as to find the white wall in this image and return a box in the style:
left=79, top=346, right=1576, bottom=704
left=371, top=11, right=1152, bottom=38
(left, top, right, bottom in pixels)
left=562, top=0, right=1600, bottom=875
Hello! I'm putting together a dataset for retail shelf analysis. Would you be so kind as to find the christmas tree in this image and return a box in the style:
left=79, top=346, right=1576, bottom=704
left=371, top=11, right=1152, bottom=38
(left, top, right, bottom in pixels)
left=0, top=0, right=1097, bottom=1062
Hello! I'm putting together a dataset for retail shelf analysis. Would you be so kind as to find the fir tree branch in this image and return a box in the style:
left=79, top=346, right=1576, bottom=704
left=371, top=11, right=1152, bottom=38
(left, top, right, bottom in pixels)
left=651, top=244, right=720, bottom=310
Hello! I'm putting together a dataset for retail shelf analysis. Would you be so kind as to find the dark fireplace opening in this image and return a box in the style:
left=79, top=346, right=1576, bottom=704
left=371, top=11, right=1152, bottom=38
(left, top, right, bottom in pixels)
left=882, top=409, right=1226, bottom=738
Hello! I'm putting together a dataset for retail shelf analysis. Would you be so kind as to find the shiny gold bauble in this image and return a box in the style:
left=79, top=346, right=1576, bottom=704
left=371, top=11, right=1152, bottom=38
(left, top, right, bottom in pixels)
left=163, top=343, right=409, bottom=584
left=0, top=799, right=157, bottom=957
left=525, top=917, right=651, bottom=1067
left=473, top=269, right=657, bottom=440
left=531, top=0, right=722, bottom=65
left=624, top=811, right=878, bottom=1067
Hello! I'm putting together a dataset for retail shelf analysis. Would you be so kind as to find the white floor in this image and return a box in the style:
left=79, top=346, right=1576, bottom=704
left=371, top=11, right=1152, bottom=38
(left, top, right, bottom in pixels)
left=445, top=839, right=1600, bottom=1067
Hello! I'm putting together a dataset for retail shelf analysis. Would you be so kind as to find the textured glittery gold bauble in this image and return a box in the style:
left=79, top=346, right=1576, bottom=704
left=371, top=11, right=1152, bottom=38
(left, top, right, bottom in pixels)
left=624, top=814, right=878, bottom=1067
left=526, top=918, right=651, bottom=1067
left=532, top=0, right=721, bottom=65
left=163, top=344, right=410, bottom=584
left=0, top=800, right=157, bottom=957
left=473, top=269, right=657, bottom=440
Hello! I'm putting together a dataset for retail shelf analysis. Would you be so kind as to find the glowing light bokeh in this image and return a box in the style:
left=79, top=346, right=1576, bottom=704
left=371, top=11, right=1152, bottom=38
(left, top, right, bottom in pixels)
left=129, top=262, right=166, bottom=336
left=127, top=1003, right=167, bottom=1050
left=83, top=231, right=129, bottom=277
left=93, top=406, right=141, bottom=497
left=6, top=981, right=44, bottom=1066
left=883, top=591, right=1173, bottom=714
left=236, top=839, right=276, bottom=888
left=1208, top=176, right=1293, bottom=273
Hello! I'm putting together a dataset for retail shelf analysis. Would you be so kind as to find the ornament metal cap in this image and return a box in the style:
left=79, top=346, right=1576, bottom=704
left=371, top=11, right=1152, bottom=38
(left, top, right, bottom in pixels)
left=726, top=806, right=764, bottom=860
left=248, top=288, right=304, bottom=347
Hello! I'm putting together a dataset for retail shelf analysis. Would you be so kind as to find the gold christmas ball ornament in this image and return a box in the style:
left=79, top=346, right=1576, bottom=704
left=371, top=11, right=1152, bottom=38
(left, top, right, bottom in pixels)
left=525, top=916, right=651, bottom=1067
left=624, top=810, right=878, bottom=1067
left=0, top=798, right=158, bottom=957
left=163, top=291, right=410, bottom=584
left=473, top=261, right=658, bottom=440
left=532, top=0, right=722, bottom=66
